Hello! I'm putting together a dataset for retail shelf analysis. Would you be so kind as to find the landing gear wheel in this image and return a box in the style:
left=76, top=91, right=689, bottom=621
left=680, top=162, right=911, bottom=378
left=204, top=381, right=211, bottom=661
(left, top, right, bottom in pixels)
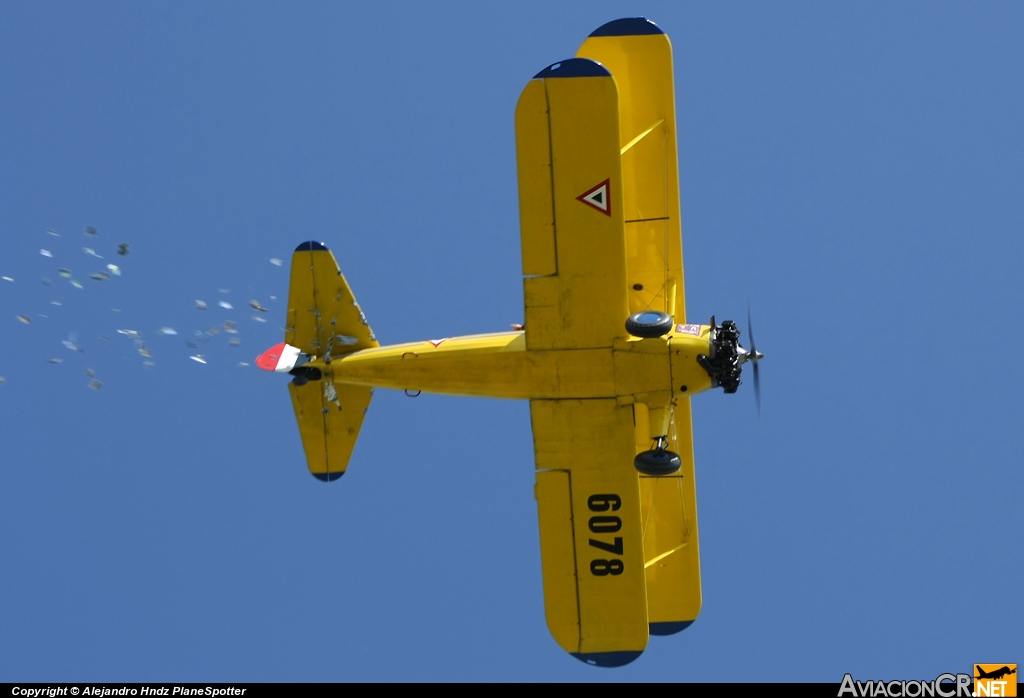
left=625, top=311, right=674, bottom=339
left=634, top=449, right=682, bottom=476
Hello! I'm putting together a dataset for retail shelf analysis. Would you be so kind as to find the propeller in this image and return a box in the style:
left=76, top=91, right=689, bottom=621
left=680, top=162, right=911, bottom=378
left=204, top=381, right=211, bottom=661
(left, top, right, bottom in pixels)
left=746, top=306, right=764, bottom=417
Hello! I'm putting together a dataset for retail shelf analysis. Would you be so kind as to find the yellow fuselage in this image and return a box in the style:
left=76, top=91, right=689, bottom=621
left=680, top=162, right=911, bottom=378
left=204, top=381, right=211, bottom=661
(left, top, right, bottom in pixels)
left=319, top=328, right=713, bottom=409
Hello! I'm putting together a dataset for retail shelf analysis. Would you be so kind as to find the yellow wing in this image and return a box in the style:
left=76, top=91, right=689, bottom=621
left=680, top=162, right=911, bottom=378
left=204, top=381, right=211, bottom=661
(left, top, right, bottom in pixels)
left=577, top=18, right=686, bottom=322
left=632, top=399, right=702, bottom=632
left=580, top=18, right=702, bottom=633
left=514, top=59, right=629, bottom=350
left=532, top=398, right=649, bottom=666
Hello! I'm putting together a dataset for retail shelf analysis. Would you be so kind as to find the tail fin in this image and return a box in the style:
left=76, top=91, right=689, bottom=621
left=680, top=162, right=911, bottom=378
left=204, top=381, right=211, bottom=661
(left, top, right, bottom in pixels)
left=285, top=241, right=379, bottom=481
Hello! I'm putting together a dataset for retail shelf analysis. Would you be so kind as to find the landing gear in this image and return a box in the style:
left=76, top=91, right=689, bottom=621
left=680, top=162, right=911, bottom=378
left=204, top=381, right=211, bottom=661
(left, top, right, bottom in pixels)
left=625, top=311, right=674, bottom=339
left=634, top=436, right=681, bottom=476
left=289, top=366, right=322, bottom=386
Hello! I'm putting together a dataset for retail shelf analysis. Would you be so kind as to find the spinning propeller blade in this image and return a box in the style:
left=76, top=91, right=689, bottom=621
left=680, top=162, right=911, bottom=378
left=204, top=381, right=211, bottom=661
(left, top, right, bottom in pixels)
left=747, top=306, right=761, bottom=418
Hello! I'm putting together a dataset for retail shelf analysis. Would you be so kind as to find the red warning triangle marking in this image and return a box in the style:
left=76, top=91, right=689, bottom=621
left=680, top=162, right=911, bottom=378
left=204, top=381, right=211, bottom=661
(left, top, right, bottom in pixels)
left=576, top=178, right=611, bottom=216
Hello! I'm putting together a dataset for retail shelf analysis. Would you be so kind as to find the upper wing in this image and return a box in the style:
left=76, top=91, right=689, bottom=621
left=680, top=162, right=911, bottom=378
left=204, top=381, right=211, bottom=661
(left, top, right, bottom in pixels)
left=579, top=18, right=701, bottom=630
left=577, top=18, right=686, bottom=323
left=632, top=398, right=702, bottom=632
left=515, top=59, right=630, bottom=350
left=531, top=398, right=649, bottom=666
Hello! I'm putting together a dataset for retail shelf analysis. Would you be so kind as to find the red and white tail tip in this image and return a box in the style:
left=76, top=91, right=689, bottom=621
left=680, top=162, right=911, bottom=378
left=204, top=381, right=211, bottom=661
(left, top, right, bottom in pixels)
left=256, top=342, right=302, bottom=372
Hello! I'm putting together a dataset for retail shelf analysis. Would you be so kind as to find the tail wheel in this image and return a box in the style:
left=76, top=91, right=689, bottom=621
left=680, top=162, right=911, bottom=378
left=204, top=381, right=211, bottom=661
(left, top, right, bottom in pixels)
left=634, top=449, right=681, bottom=476
left=625, top=311, right=674, bottom=339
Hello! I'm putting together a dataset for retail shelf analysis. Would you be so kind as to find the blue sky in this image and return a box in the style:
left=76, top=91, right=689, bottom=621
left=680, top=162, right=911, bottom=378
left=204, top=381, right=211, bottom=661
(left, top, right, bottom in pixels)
left=1, top=1, right=1021, bottom=682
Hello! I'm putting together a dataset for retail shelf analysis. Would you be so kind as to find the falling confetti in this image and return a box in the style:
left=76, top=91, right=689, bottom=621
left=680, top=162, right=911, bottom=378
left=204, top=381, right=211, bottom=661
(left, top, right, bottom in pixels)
left=2, top=229, right=281, bottom=390
left=62, top=334, right=83, bottom=353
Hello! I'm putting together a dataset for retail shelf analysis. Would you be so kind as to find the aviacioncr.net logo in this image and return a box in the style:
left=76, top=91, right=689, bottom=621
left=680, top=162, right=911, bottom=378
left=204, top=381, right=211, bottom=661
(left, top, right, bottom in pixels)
left=839, top=673, right=972, bottom=698
left=974, top=665, right=1017, bottom=698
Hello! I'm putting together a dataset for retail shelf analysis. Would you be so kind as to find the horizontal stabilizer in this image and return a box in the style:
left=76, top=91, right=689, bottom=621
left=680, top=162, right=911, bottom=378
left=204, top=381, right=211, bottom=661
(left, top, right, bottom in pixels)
left=285, top=241, right=378, bottom=479
left=286, top=241, right=379, bottom=359
left=289, top=379, right=372, bottom=481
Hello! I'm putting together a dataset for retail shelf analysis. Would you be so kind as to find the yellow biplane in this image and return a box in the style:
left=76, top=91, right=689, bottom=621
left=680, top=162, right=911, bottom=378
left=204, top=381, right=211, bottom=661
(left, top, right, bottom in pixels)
left=257, top=17, right=762, bottom=667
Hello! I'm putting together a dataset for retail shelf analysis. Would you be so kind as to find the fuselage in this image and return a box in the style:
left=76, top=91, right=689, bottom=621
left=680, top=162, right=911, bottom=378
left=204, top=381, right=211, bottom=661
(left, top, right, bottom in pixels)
left=317, top=326, right=714, bottom=408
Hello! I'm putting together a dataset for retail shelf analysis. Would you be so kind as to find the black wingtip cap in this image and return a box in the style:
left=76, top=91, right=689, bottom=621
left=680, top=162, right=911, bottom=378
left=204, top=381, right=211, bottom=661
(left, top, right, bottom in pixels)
left=649, top=620, right=694, bottom=636
left=295, top=241, right=328, bottom=252
left=571, top=651, right=643, bottom=668
left=589, top=17, right=663, bottom=37
left=533, top=58, right=610, bottom=80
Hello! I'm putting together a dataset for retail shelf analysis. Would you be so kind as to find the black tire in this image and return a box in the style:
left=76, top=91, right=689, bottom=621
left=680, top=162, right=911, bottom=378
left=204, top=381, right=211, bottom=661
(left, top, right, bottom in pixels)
left=634, top=449, right=682, bottom=476
left=625, top=311, right=674, bottom=338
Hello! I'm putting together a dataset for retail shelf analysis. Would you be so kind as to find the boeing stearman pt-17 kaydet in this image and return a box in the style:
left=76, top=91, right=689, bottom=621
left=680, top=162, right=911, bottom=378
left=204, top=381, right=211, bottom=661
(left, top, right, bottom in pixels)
left=257, top=17, right=762, bottom=667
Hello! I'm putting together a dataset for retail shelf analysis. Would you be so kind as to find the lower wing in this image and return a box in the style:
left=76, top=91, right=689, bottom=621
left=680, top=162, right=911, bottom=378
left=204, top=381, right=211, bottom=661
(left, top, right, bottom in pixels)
left=531, top=398, right=649, bottom=666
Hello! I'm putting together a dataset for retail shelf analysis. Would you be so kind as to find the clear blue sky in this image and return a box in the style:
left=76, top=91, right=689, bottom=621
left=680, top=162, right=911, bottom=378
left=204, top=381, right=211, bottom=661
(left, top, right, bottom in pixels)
left=2, top=1, right=1021, bottom=682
